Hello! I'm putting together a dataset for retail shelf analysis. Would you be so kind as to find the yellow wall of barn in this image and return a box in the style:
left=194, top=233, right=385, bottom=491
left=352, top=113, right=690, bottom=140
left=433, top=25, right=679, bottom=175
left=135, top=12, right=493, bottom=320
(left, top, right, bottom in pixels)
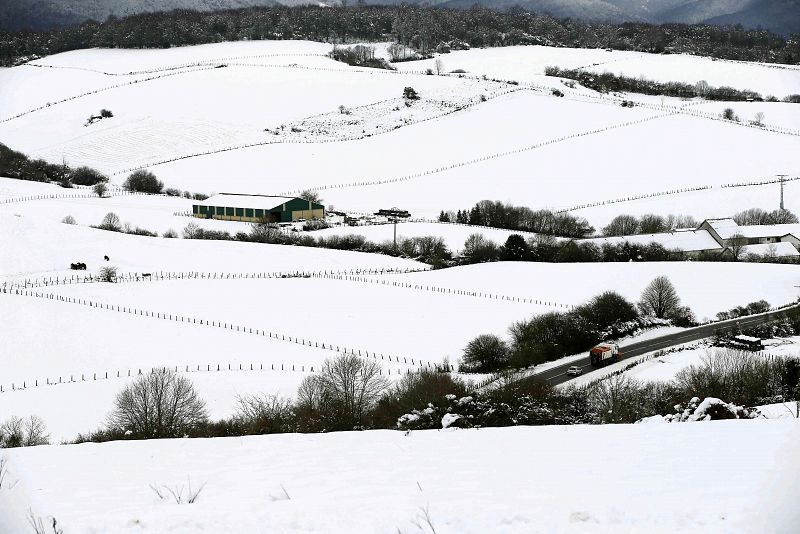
left=291, top=209, right=324, bottom=221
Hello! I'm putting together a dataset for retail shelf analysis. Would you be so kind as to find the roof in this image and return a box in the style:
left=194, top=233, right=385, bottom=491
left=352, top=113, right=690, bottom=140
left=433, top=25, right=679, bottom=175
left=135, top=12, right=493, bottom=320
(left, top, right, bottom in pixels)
left=703, top=218, right=800, bottom=240
left=580, top=229, right=723, bottom=253
left=739, top=242, right=800, bottom=257
left=195, top=193, right=305, bottom=211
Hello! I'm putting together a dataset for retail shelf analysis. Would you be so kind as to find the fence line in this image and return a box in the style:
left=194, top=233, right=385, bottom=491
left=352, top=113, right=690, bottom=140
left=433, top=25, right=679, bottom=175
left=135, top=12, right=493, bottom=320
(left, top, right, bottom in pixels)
left=0, top=359, right=449, bottom=395
left=1, top=286, right=434, bottom=370
left=1, top=267, right=427, bottom=290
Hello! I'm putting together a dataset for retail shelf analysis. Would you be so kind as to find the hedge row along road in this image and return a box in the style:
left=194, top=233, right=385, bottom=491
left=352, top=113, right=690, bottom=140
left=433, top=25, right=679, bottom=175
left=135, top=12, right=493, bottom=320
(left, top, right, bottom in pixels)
left=519, top=303, right=800, bottom=387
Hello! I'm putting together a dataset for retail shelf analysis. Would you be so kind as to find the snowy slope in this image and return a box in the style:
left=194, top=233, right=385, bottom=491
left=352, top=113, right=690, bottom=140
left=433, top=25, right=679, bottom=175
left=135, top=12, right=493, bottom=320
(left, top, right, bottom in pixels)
left=1, top=422, right=798, bottom=533
left=376, top=262, right=800, bottom=320
left=0, top=211, right=425, bottom=280
left=394, top=45, right=800, bottom=97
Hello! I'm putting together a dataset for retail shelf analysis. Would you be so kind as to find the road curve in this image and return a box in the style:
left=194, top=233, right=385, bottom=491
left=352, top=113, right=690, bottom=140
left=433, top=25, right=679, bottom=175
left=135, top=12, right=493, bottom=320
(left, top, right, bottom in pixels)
left=518, top=304, right=800, bottom=387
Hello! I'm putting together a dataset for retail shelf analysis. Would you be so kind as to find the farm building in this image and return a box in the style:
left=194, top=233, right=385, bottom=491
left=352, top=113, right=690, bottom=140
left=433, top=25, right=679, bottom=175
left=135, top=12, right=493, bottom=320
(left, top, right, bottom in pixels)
left=699, top=218, right=800, bottom=251
left=579, top=229, right=724, bottom=256
left=192, top=194, right=324, bottom=223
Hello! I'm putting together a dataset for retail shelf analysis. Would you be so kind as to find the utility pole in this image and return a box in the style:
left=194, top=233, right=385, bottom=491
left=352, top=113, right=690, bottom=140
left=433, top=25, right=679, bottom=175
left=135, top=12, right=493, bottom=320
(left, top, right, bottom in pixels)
left=777, top=174, right=787, bottom=210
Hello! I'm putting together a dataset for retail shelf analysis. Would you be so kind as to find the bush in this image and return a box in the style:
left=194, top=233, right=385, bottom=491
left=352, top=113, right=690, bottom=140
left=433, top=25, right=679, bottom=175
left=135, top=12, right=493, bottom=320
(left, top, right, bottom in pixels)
left=97, top=211, right=121, bottom=231
left=162, top=228, right=178, bottom=238
left=460, top=334, right=509, bottom=373
left=234, top=394, right=296, bottom=435
left=403, top=86, right=419, bottom=100
left=100, top=109, right=113, bottom=118
left=61, top=215, right=76, bottom=224
left=295, top=354, right=389, bottom=432
left=123, top=169, right=163, bottom=194
left=70, top=166, right=107, bottom=186
left=164, top=188, right=182, bottom=197
left=107, top=369, right=208, bottom=439
left=0, top=415, right=49, bottom=447
left=93, top=182, right=107, bottom=197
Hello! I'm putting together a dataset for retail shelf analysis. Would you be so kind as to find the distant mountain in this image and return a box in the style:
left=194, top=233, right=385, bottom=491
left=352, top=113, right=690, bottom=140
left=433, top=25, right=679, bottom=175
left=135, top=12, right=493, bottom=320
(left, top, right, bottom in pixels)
left=0, top=0, right=281, bottom=32
left=604, top=0, right=691, bottom=20
left=657, top=0, right=754, bottom=24
left=706, top=0, right=800, bottom=35
left=2, top=0, right=798, bottom=34
left=438, top=0, right=636, bottom=23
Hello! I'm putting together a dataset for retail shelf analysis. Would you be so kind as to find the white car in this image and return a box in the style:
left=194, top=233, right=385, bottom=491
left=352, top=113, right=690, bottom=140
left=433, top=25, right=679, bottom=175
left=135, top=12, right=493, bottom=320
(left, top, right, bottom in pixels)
left=567, top=366, right=583, bottom=376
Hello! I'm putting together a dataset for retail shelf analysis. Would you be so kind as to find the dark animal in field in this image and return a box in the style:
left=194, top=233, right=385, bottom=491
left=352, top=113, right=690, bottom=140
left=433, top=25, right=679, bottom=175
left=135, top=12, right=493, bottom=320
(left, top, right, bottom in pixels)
left=104, top=255, right=110, bottom=261
left=70, top=262, right=87, bottom=270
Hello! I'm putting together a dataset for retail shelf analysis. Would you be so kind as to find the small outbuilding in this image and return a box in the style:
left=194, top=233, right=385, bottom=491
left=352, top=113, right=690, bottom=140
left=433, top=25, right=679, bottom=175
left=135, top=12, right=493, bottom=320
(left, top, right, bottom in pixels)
left=192, top=193, right=324, bottom=223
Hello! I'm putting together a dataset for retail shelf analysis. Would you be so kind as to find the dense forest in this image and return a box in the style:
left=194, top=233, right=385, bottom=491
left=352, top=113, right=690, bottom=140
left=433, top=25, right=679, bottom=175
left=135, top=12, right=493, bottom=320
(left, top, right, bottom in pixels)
left=1, top=5, right=799, bottom=67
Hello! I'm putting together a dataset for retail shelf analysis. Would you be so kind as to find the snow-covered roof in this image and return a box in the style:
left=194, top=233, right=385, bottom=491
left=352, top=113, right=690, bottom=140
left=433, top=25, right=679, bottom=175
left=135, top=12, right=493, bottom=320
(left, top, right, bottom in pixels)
left=581, top=229, right=723, bottom=253
left=739, top=242, right=800, bottom=258
left=703, top=218, right=800, bottom=240
left=195, top=193, right=301, bottom=210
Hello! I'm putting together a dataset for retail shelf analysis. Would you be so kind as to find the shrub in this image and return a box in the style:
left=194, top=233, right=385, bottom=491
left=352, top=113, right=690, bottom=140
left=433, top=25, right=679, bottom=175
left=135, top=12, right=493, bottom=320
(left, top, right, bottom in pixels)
left=107, top=369, right=208, bottom=439
left=162, top=228, right=178, bottom=238
left=0, top=415, right=50, bottom=447
left=460, top=334, right=509, bottom=373
left=99, top=266, right=117, bottom=282
left=403, top=86, right=419, bottom=100
left=164, top=187, right=182, bottom=197
left=70, top=166, right=107, bottom=186
left=98, top=212, right=121, bottom=231
left=234, top=394, right=296, bottom=434
left=100, top=109, right=113, bottom=118
left=93, top=182, right=107, bottom=197
left=123, top=169, right=163, bottom=194
left=61, top=215, right=76, bottom=224
left=295, top=354, right=389, bottom=432
left=722, top=107, right=738, bottom=121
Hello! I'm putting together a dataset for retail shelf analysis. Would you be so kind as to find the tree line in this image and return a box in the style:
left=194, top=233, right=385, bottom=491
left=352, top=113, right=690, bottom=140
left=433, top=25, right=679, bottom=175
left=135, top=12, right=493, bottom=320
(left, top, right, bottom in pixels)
left=439, top=199, right=594, bottom=238
left=544, top=66, right=800, bottom=103
left=3, top=5, right=800, bottom=67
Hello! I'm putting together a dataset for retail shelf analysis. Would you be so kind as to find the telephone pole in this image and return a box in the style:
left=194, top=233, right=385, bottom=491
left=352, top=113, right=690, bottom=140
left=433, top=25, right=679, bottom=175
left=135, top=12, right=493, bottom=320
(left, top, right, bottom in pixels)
left=777, top=174, right=787, bottom=210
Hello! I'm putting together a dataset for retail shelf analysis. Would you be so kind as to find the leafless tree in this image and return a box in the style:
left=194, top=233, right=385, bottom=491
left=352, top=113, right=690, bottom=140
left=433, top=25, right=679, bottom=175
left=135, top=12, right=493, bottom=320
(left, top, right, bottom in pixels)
left=752, top=111, right=765, bottom=126
left=0, top=415, right=49, bottom=448
left=99, top=266, right=117, bottom=282
left=107, top=369, right=208, bottom=438
left=602, top=214, right=640, bottom=236
left=297, top=354, right=389, bottom=430
left=638, top=275, right=681, bottom=319
left=695, top=79, right=710, bottom=97
left=434, top=58, right=444, bottom=75
left=727, top=232, right=749, bottom=261
left=99, top=212, right=121, bottom=231
left=299, top=189, right=322, bottom=204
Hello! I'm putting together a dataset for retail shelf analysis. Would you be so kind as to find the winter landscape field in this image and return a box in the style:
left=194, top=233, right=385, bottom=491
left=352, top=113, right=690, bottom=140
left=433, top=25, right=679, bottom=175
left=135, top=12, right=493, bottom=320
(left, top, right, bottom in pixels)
left=2, top=7, right=800, bottom=532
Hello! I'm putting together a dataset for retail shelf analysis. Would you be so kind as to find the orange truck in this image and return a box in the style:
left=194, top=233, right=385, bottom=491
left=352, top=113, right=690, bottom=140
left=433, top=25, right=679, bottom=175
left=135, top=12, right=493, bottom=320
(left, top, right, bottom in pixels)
left=589, top=343, right=621, bottom=366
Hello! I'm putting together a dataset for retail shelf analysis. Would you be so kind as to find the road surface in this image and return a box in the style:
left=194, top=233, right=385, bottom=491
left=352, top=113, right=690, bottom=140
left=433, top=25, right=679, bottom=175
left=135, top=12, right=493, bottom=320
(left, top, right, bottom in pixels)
left=517, top=304, right=799, bottom=387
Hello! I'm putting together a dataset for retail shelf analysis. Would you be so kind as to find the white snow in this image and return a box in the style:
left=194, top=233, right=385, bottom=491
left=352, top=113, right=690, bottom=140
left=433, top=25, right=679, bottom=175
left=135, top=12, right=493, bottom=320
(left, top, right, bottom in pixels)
left=1, top=422, right=799, bottom=533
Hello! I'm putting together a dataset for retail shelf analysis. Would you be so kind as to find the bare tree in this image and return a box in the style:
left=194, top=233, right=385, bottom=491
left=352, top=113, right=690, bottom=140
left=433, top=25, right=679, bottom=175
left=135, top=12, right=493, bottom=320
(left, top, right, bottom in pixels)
left=299, top=189, right=322, bottom=204
left=297, top=354, right=389, bottom=430
left=752, top=111, right=765, bottom=126
left=0, top=415, right=49, bottom=447
left=638, top=276, right=681, bottom=319
left=695, top=80, right=710, bottom=97
left=602, top=214, right=640, bottom=236
left=99, top=212, right=121, bottom=231
left=434, top=58, right=444, bottom=75
left=107, top=369, right=208, bottom=438
left=99, top=266, right=118, bottom=282
left=93, top=182, right=107, bottom=198
left=727, top=232, right=748, bottom=261
left=182, top=221, right=200, bottom=239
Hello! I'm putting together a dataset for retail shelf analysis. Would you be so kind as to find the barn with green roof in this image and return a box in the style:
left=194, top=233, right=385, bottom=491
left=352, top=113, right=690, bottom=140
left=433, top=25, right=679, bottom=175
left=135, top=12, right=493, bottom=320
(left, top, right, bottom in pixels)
left=192, top=193, right=324, bottom=223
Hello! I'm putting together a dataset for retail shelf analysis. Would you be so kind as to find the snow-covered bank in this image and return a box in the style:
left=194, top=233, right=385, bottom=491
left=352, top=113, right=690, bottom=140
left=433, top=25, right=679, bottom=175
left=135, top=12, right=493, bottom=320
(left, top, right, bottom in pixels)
left=2, top=422, right=798, bottom=533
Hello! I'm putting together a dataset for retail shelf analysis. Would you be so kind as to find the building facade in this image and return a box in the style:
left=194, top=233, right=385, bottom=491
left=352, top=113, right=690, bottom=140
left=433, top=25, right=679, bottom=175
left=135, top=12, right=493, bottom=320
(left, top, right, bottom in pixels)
left=192, top=194, right=324, bottom=223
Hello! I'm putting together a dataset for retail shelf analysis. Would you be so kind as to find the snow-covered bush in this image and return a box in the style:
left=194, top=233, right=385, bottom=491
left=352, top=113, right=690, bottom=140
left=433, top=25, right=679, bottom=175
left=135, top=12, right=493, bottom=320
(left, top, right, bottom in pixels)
left=0, top=415, right=49, bottom=448
left=662, top=397, right=759, bottom=422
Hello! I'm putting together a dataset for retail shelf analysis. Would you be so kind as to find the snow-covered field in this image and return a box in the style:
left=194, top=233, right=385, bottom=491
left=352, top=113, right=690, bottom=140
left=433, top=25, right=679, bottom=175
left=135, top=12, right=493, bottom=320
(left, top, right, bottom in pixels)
left=2, top=422, right=799, bottom=533
left=0, top=211, right=424, bottom=281
left=376, top=262, right=800, bottom=320
left=395, top=45, right=800, bottom=97
left=3, top=39, right=800, bottom=533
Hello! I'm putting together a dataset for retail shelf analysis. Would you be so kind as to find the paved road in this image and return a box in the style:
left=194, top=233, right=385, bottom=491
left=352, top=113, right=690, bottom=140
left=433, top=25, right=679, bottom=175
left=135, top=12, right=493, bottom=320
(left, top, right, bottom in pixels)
left=518, top=304, right=799, bottom=387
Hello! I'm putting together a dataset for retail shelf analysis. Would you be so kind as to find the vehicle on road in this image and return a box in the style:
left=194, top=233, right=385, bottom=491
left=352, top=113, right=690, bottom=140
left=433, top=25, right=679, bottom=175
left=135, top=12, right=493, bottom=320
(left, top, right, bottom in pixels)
left=589, top=343, right=621, bottom=366
left=567, top=366, right=583, bottom=376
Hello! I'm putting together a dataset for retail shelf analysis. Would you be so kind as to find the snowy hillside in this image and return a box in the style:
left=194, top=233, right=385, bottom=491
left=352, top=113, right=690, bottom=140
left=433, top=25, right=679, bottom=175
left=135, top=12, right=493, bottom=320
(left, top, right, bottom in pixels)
left=2, top=423, right=799, bottom=533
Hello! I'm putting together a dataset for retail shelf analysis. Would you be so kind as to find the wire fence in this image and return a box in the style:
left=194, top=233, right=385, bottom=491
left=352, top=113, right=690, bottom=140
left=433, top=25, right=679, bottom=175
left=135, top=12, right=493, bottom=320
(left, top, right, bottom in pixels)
left=0, top=359, right=448, bottom=395
left=1, top=286, right=436, bottom=370
left=1, top=267, right=427, bottom=290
